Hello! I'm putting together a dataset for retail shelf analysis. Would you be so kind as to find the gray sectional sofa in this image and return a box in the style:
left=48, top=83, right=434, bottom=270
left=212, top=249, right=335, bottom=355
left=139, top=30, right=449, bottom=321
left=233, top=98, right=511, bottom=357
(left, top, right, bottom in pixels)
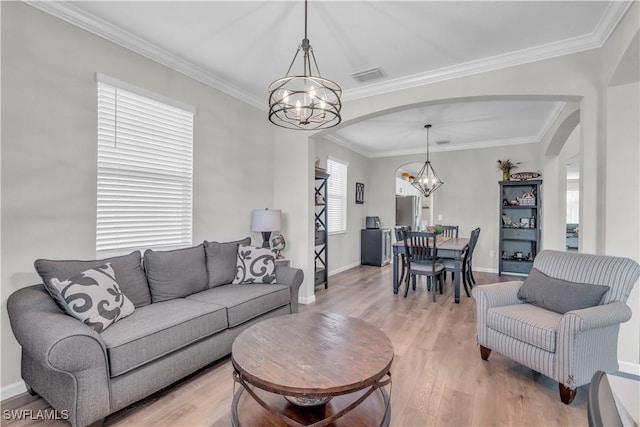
left=7, top=237, right=303, bottom=427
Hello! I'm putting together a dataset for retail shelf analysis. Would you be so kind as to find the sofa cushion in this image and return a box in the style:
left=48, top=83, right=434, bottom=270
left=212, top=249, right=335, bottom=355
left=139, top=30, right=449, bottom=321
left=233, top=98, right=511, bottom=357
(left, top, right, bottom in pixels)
left=232, top=245, right=277, bottom=284
left=186, top=284, right=290, bottom=327
left=517, top=268, right=609, bottom=314
left=48, top=263, right=135, bottom=333
left=34, top=251, right=151, bottom=308
left=144, top=244, right=208, bottom=303
left=204, top=237, right=251, bottom=288
left=100, top=298, right=227, bottom=377
left=487, top=304, right=561, bottom=353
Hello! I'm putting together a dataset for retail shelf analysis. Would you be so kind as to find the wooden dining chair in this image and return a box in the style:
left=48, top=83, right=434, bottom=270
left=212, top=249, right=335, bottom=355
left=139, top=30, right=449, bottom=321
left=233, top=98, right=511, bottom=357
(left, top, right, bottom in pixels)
left=394, top=226, right=410, bottom=284
left=441, top=227, right=480, bottom=297
left=402, top=231, right=445, bottom=302
left=464, top=227, right=481, bottom=288
left=440, top=225, right=459, bottom=238
left=438, top=225, right=459, bottom=281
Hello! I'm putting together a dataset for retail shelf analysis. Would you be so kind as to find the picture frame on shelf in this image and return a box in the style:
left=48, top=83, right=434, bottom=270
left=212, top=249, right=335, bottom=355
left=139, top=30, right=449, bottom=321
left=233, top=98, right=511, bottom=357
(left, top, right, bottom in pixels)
left=501, top=214, right=512, bottom=226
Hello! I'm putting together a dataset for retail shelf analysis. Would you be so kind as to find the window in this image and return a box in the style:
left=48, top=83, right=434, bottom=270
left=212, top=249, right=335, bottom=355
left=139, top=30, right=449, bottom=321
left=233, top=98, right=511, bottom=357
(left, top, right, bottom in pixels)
left=327, top=158, right=348, bottom=234
left=96, top=75, right=195, bottom=254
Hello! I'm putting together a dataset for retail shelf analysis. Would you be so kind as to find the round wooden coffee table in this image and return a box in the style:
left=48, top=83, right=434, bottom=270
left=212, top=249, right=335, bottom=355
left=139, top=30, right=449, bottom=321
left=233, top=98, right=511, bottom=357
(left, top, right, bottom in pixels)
left=231, top=312, right=394, bottom=426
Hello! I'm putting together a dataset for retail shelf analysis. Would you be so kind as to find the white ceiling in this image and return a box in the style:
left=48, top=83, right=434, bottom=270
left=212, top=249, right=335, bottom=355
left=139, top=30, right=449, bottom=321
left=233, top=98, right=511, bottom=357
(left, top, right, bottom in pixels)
left=32, top=1, right=631, bottom=157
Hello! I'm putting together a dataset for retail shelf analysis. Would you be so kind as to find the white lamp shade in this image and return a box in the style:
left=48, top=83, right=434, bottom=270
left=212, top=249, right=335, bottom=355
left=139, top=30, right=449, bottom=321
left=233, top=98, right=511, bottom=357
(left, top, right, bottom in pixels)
left=251, top=209, right=282, bottom=232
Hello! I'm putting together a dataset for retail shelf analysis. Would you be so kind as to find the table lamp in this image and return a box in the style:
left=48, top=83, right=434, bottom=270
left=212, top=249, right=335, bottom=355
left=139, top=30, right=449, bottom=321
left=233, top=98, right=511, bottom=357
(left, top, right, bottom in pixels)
left=251, top=208, right=282, bottom=248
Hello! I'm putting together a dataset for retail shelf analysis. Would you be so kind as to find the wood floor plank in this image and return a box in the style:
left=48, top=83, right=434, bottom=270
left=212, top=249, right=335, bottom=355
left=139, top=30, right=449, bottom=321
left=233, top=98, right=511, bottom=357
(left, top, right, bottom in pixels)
left=3, top=265, right=589, bottom=426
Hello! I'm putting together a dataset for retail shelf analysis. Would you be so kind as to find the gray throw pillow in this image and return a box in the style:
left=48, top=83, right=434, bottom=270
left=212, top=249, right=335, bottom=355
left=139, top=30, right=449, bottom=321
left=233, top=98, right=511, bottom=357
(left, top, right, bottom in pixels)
left=232, top=245, right=277, bottom=284
left=144, top=244, right=208, bottom=303
left=517, top=268, right=609, bottom=314
left=35, top=251, right=151, bottom=308
left=47, top=263, right=135, bottom=333
left=204, top=237, right=251, bottom=287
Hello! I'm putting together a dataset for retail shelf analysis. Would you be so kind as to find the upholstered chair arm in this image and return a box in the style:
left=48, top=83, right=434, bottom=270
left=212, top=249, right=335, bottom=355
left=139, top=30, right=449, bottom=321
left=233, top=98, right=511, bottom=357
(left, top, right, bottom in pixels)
left=472, top=281, right=525, bottom=345
left=275, top=266, right=304, bottom=313
left=472, top=281, right=524, bottom=308
left=7, top=285, right=110, bottom=427
left=556, top=302, right=632, bottom=389
left=561, top=302, right=632, bottom=332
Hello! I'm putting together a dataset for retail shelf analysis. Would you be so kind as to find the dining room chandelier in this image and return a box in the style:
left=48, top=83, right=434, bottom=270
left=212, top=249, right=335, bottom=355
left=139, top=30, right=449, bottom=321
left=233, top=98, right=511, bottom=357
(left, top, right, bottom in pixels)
left=412, top=124, right=444, bottom=197
left=267, top=0, right=342, bottom=130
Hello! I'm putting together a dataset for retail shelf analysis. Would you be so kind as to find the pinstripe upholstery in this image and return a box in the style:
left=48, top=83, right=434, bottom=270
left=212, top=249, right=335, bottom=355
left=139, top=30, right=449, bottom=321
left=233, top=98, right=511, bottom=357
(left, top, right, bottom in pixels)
left=487, top=329, right=555, bottom=379
left=473, top=281, right=524, bottom=344
left=474, top=250, right=640, bottom=392
left=534, top=250, right=640, bottom=304
left=488, top=305, right=561, bottom=352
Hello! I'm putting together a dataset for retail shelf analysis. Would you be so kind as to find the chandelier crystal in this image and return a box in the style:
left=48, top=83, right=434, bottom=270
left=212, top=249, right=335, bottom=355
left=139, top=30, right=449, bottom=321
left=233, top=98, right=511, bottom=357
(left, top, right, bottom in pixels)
left=412, top=124, right=444, bottom=197
left=268, top=0, right=342, bottom=130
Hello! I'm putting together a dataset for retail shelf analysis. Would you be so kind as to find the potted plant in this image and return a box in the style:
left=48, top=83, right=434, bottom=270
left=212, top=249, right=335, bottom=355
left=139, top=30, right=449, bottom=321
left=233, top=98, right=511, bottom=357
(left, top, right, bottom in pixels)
left=497, top=159, right=521, bottom=181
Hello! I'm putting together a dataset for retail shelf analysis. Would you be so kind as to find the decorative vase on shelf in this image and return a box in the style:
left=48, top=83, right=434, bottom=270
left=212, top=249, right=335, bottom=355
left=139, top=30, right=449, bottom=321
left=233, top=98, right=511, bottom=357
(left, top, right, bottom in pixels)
left=503, top=170, right=511, bottom=181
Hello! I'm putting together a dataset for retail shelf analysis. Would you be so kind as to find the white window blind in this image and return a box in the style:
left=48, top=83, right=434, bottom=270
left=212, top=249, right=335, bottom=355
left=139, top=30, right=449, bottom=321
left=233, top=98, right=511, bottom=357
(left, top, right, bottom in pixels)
left=327, top=158, right=348, bottom=234
left=96, top=79, right=194, bottom=254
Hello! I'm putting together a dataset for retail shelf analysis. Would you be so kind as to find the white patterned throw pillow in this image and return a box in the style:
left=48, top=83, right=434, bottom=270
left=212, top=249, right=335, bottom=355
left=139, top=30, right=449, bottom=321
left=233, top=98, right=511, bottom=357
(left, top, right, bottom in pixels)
left=232, top=245, right=276, bottom=284
left=47, top=263, right=135, bottom=333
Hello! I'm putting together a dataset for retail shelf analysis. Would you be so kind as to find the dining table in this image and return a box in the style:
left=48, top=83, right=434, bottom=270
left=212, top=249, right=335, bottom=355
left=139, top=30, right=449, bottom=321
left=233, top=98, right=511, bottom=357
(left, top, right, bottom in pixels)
left=392, top=237, right=470, bottom=303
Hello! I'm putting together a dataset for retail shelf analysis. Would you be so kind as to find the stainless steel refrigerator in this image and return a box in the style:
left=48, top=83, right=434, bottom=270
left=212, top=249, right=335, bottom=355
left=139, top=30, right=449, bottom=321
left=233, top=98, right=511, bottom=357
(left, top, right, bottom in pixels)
left=396, top=195, right=422, bottom=230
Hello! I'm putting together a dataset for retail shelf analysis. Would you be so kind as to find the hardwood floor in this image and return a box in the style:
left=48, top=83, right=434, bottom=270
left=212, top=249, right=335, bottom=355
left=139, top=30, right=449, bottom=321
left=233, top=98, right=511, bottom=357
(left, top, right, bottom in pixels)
left=3, top=265, right=589, bottom=426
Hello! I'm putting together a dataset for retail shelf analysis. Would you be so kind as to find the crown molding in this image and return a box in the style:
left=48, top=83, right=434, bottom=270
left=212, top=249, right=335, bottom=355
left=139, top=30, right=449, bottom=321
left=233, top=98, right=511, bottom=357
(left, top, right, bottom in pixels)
left=324, top=133, right=540, bottom=159
left=24, top=1, right=266, bottom=111
left=342, top=2, right=633, bottom=101
left=323, top=134, right=372, bottom=158
left=537, top=102, right=568, bottom=141
left=25, top=1, right=631, bottom=113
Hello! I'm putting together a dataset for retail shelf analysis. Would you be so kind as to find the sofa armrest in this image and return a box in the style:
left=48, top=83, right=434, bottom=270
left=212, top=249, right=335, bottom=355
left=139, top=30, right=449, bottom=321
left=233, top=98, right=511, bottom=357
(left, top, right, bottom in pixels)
left=472, top=281, right=524, bottom=346
left=556, top=302, right=632, bottom=388
left=7, top=285, right=111, bottom=426
left=8, top=285, right=108, bottom=370
left=275, top=266, right=304, bottom=313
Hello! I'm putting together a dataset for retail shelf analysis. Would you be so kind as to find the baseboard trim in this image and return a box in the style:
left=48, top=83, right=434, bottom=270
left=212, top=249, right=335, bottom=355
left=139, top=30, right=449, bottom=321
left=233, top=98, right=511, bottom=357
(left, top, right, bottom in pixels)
left=474, top=267, right=499, bottom=274
left=618, top=361, right=640, bottom=376
left=329, top=262, right=360, bottom=276
left=298, top=294, right=316, bottom=305
left=0, top=380, right=27, bottom=401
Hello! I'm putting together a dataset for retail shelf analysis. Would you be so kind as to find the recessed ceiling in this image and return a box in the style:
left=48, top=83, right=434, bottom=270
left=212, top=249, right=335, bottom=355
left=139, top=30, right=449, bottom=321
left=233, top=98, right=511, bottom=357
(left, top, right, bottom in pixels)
left=326, top=100, right=566, bottom=157
left=31, top=1, right=630, bottom=156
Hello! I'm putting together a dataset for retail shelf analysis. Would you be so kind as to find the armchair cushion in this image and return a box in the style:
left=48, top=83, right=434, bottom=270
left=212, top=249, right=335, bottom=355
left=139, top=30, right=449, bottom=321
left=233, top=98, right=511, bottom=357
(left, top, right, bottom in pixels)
left=488, top=304, right=561, bottom=352
left=517, top=268, right=609, bottom=314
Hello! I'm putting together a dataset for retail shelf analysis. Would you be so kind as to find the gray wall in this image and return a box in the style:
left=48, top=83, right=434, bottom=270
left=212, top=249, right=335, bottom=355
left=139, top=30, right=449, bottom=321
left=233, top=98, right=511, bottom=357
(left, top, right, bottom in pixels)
left=314, top=138, right=370, bottom=274
left=1, top=2, right=274, bottom=392
left=366, top=143, right=540, bottom=273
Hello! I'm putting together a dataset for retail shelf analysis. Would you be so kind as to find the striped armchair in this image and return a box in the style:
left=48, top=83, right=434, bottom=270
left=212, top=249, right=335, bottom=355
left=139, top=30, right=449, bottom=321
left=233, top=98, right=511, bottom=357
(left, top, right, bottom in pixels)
left=473, top=250, right=640, bottom=404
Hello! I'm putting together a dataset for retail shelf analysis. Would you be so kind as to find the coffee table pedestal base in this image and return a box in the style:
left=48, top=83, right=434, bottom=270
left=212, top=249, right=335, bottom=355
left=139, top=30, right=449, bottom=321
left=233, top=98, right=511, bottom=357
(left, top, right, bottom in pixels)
left=231, top=386, right=390, bottom=427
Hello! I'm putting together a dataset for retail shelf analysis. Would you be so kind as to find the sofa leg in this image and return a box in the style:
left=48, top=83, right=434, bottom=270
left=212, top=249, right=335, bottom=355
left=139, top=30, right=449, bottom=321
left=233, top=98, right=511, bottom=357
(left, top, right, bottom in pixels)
left=26, top=385, right=38, bottom=397
left=480, top=345, right=491, bottom=360
left=559, top=383, right=576, bottom=405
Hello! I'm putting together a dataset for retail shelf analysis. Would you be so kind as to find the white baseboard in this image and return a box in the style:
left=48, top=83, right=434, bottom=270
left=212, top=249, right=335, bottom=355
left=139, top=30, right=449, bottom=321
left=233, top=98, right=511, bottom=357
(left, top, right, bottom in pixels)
left=1, top=380, right=26, bottom=401
left=474, top=266, right=499, bottom=274
left=298, top=294, right=316, bottom=305
left=329, top=262, right=360, bottom=277
left=619, top=361, right=640, bottom=376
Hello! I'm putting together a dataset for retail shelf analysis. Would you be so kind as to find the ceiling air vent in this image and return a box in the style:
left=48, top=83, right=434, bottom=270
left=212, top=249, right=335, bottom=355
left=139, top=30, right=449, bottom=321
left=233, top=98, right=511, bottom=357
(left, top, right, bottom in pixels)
left=436, top=140, right=451, bottom=145
left=350, top=67, right=386, bottom=83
